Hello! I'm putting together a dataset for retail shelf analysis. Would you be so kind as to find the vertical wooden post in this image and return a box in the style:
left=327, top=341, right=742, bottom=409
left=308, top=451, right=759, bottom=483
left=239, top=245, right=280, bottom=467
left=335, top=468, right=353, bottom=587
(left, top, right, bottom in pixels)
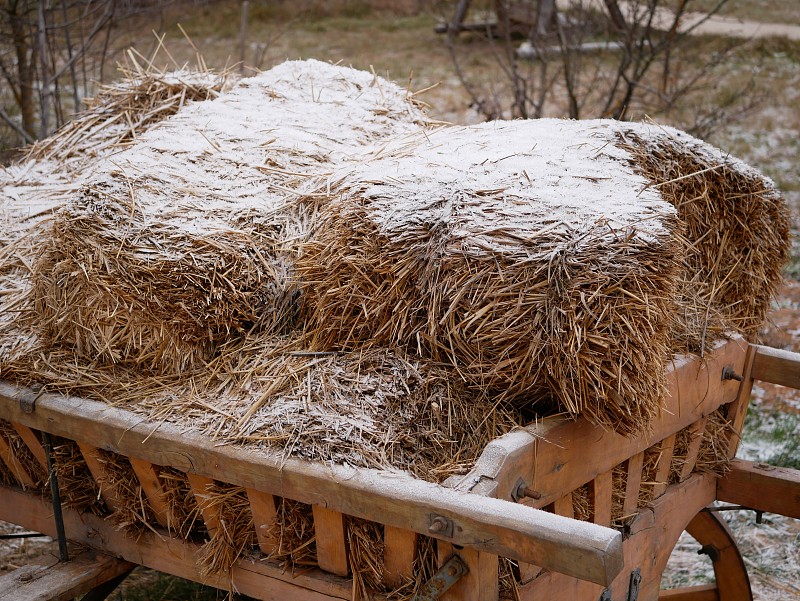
left=590, top=470, right=613, bottom=527
left=677, top=417, right=709, bottom=482
left=652, top=434, right=677, bottom=499
left=312, top=505, right=349, bottom=577
left=0, top=433, right=36, bottom=489
left=438, top=543, right=499, bottom=601
left=725, top=345, right=757, bottom=459
left=128, top=457, right=171, bottom=529
left=247, top=488, right=279, bottom=556
left=77, top=443, right=120, bottom=511
left=383, top=526, right=417, bottom=588
left=553, top=493, right=575, bottom=519
left=186, top=473, right=220, bottom=534
left=11, top=423, right=47, bottom=470
left=622, top=451, right=645, bottom=517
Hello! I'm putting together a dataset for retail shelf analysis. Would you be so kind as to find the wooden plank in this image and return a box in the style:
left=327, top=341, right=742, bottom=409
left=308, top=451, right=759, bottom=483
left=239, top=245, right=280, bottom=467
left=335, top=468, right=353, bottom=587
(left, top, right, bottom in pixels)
left=552, top=493, right=574, bottom=519
left=383, top=526, right=417, bottom=588
left=438, top=543, right=499, bottom=601
left=525, top=337, right=747, bottom=508
left=678, top=417, right=708, bottom=482
left=11, top=422, right=47, bottom=469
left=0, top=486, right=352, bottom=601
left=652, top=434, right=677, bottom=499
left=717, top=459, right=800, bottom=519
left=622, top=451, right=645, bottom=517
left=0, top=551, right=135, bottom=601
left=76, top=443, right=120, bottom=512
left=128, top=457, right=171, bottom=529
left=520, top=569, right=603, bottom=601
left=312, top=505, right=349, bottom=577
left=752, top=344, right=800, bottom=389
left=186, top=473, right=220, bottom=534
left=724, top=345, right=756, bottom=459
left=591, top=470, right=613, bottom=527
left=0, top=431, right=36, bottom=489
left=659, top=584, right=720, bottom=601
left=247, top=488, right=279, bottom=556
left=0, top=383, right=624, bottom=586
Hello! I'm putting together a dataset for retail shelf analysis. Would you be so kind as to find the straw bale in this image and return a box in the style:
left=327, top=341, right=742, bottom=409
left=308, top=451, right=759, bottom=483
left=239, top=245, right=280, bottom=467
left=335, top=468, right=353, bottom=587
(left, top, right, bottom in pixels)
left=299, top=119, right=682, bottom=434
left=193, top=481, right=257, bottom=579
left=616, top=125, right=791, bottom=342
left=0, top=419, right=47, bottom=488
left=695, top=408, right=733, bottom=477
left=499, top=557, right=521, bottom=601
left=347, top=517, right=384, bottom=601
left=92, top=449, right=159, bottom=536
left=49, top=436, right=107, bottom=516
left=0, top=453, right=13, bottom=486
left=29, top=59, right=430, bottom=374
left=160, top=466, right=207, bottom=539
left=638, top=444, right=663, bottom=506
left=268, top=498, right=317, bottom=569
left=571, top=484, right=592, bottom=522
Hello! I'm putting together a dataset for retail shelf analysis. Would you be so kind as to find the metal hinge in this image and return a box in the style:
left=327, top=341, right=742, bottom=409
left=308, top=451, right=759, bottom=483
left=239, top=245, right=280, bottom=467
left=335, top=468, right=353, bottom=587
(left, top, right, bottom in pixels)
left=411, top=555, right=469, bottom=601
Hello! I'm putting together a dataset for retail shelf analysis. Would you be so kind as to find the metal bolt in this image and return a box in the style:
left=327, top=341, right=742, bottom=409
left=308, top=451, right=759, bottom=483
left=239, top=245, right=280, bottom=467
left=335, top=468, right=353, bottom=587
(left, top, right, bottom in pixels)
left=721, top=365, right=744, bottom=382
left=515, top=482, right=543, bottom=500
left=429, top=517, right=448, bottom=534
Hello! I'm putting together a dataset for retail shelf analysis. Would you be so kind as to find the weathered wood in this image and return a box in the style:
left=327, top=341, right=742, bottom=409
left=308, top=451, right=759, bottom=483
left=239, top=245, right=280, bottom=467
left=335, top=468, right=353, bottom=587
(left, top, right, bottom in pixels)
left=247, top=488, right=279, bottom=556
left=519, top=569, right=603, bottom=601
left=0, top=485, right=352, bottom=601
left=186, top=473, right=220, bottom=534
left=525, top=338, right=746, bottom=508
left=11, top=422, right=47, bottom=469
left=553, top=493, right=575, bottom=519
left=128, top=457, right=171, bottom=529
left=717, top=459, right=800, bottom=519
left=438, top=543, right=499, bottom=601
left=312, top=505, right=349, bottom=577
left=686, top=510, right=752, bottom=601
left=725, top=344, right=756, bottom=459
left=76, top=443, right=120, bottom=512
left=0, top=431, right=36, bottom=489
left=751, top=344, right=800, bottom=389
left=0, top=551, right=135, bottom=601
left=677, top=417, right=708, bottom=483
left=659, top=584, right=720, bottom=601
left=591, top=470, right=613, bottom=527
left=0, top=382, right=623, bottom=585
left=652, top=434, right=677, bottom=499
left=383, top=526, right=417, bottom=588
left=622, top=451, right=645, bottom=518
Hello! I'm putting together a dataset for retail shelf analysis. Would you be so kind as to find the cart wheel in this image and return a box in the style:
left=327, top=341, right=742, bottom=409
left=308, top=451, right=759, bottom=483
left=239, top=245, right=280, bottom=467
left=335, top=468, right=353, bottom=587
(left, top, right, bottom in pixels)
left=660, top=508, right=752, bottom=601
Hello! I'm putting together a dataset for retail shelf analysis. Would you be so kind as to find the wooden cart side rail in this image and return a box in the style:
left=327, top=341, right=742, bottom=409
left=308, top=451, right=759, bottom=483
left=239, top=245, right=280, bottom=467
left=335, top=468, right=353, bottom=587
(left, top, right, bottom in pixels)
left=451, top=337, right=747, bottom=507
left=751, top=344, right=800, bottom=389
left=0, top=384, right=623, bottom=586
left=717, top=459, right=800, bottom=519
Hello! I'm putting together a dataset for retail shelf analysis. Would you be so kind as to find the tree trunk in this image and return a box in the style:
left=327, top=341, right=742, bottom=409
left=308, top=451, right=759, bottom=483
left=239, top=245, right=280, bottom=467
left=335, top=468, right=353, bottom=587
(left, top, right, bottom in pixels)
left=8, top=3, right=37, bottom=138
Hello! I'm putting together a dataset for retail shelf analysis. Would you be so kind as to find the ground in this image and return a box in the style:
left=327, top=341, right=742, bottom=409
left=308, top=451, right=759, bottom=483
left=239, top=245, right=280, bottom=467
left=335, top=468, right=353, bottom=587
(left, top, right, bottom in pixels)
left=1, top=0, right=799, bottom=599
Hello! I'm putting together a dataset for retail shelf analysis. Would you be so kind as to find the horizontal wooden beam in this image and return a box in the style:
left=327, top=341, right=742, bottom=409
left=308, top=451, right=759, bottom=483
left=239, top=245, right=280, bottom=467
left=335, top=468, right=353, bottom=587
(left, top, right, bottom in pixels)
left=0, top=382, right=623, bottom=586
left=0, top=485, right=351, bottom=601
left=717, top=459, right=800, bottom=519
left=751, top=345, right=800, bottom=389
left=659, top=584, right=719, bottom=601
left=0, top=551, right=134, bottom=601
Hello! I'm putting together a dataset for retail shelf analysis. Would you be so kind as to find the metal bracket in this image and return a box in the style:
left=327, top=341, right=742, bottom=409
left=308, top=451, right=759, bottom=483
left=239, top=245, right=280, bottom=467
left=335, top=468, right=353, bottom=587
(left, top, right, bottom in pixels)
left=599, top=589, right=612, bottom=601
left=698, top=544, right=721, bottom=563
left=428, top=514, right=455, bottom=538
left=627, top=567, right=641, bottom=601
left=19, top=383, right=45, bottom=414
left=411, top=555, right=469, bottom=601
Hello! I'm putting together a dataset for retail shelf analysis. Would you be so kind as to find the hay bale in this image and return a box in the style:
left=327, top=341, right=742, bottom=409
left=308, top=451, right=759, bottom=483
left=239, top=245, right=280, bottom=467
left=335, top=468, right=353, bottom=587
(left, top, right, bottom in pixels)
left=299, top=119, right=683, bottom=433
left=30, top=59, right=430, bottom=373
left=616, top=124, right=790, bottom=342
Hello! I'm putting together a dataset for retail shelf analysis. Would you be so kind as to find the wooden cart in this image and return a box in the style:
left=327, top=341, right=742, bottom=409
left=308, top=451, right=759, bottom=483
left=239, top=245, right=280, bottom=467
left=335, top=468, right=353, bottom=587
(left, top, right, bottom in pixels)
left=0, top=337, right=798, bottom=601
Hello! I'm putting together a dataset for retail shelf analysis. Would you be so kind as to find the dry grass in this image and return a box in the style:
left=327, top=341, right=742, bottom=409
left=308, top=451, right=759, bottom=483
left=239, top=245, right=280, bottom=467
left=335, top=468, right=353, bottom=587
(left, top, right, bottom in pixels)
left=160, top=467, right=207, bottom=540
left=0, top=420, right=47, bottom=489
left=49, top=436, right=107, bottom=516
left=93, top=449, right=159, bottom=536
left=268, top=498, right=317, bottom=570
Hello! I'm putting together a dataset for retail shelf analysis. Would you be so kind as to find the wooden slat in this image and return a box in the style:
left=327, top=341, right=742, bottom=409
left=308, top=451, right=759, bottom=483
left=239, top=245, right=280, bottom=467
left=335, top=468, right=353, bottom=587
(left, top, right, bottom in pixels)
left=526, top=338, right=747, bottom=508
left=11, top=422, right=47, bottom=469
left=186, top=473, right=219, bottom=534
left=717, top=459, right=800, bottom=519
left=438, top=543, right=499, bottom=601
left=128, top=457, right=171, bottom=529
left=752, top=344, right=800, bottom=389
left=0, top=551, right=135, bottom=601
left=591, top=470, right=613, bottom=527
left=552, top=493, right=575, bottom=519
left=622, top=451, right=645, bottom=517
left=659, top=584, right=720, bottom=601
left=0, top=432, right=36, bottom=489
left=247, top=488, right=279, bottom=556
left=77, top=443, right=120, bottom=512
left=0, top=383, right=624, bottom=586
left=652, top=434, right=677, bottom=499
left=725, top=344, right=756, bottom=459
left=312, top=505, right=349, bottom=577
left=383, top=526, right=417, bottom=588
left=0, top=486, right=352, bottom=601
left=677, top=417, right=708, bottom=482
